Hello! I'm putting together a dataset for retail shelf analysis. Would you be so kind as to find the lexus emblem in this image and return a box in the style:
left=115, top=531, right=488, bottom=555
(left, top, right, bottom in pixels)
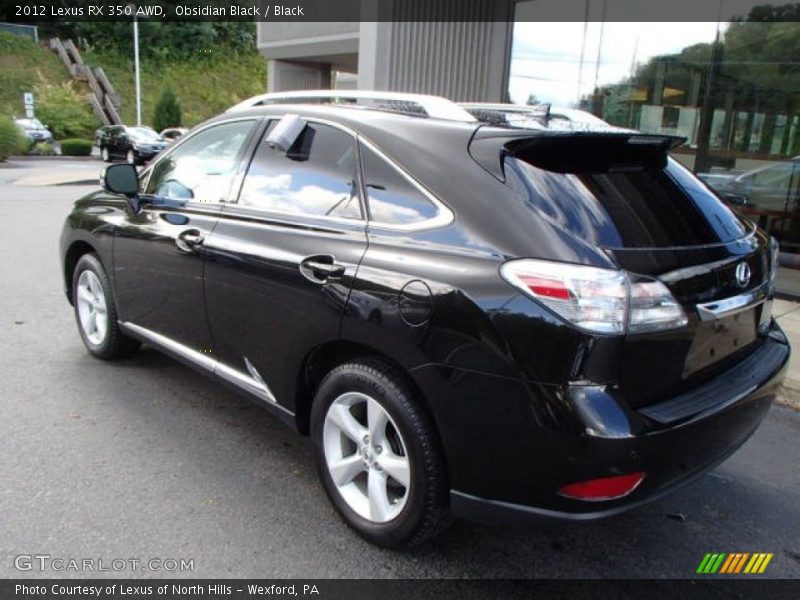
left=735, top=262, right=751, bottom=288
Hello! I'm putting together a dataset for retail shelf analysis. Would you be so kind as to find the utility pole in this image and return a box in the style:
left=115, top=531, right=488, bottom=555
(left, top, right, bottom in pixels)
left=130, top=4, right=142, bottom=126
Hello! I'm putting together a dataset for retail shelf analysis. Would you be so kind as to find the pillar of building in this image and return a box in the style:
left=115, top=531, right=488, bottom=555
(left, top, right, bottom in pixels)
left=267, top=60, right=332, bottom=93
left=357, top=1, right=513, bottom=102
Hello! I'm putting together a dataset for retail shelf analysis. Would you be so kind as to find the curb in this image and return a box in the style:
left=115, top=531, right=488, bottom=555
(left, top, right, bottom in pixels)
left=8, top=155, right=101, bottom=162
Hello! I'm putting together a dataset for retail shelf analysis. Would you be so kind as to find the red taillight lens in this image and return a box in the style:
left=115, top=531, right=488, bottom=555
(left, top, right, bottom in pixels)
left=558, top=472, right=646, bottom=501
left=500, top=259, right=688, bottom=335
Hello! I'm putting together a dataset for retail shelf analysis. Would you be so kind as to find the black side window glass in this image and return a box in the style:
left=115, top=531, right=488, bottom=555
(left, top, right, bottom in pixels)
left=145, top=120, right=256, bottom=203
left=239, top=122, right=361, bottom=220
left=360, top=143, right=438, bottom=225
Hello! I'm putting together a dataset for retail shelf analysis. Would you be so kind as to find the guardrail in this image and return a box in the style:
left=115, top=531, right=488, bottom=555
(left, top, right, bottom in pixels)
left=49, top=37, right=122, bottom=125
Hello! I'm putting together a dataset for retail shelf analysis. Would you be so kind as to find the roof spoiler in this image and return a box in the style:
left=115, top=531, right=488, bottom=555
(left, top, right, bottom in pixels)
left=469, top=130, right=687, bottom=181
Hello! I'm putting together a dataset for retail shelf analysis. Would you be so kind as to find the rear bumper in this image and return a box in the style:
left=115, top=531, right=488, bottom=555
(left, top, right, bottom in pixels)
left=439, top=328, right=789, bottom=524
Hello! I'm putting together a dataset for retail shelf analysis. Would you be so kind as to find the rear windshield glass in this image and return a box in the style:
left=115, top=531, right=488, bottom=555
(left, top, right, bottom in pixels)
left=504, top=154, right=749, bottom=249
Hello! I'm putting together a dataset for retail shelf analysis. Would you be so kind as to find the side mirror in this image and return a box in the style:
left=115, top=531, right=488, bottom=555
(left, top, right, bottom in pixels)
left=103, top=163, right=139, bottom=197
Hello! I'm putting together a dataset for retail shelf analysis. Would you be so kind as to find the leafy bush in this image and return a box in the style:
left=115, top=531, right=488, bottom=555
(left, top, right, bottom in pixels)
left=0, top=115, right=26, bottom=161
left=153, top=86, right=182, bottom=132
left=33, top=82, right=98, bottom=139
left=29, top=142, right=55, bottom=156
left=60, top=138, right=93, bottom=156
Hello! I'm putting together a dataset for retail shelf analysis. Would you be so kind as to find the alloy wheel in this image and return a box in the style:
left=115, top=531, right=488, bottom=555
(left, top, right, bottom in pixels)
left=101, top=147, right=109, bottom=161
left=76, top=270, right=108, bottom=346
left=323, top=392, right=411, bottom=523
left=126, top=150, right=135, bottom=164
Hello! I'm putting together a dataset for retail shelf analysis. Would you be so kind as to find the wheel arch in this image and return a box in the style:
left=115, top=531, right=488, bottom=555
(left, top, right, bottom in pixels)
left=64, top=239, right=98, bottom=304
left=294, top=339, right=437, bottom=439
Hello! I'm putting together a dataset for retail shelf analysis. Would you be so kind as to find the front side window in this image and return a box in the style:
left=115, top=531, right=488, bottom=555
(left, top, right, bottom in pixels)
left=360, top=143, right=439, bottom=225
left=238, top=122, right=362, bottom=220
left=145, top=120, right=256, bottom=204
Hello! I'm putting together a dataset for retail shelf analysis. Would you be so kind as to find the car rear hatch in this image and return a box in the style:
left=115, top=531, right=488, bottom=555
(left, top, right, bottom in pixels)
left=476, top=130, right=776, bottom=409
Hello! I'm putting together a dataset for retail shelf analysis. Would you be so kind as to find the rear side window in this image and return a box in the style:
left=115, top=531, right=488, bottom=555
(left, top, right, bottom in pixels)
left=504, top=155, right=748, bottom=249
left=238, top=122, right=362, bottom=220
left=360, top=143, right=439, bottom=225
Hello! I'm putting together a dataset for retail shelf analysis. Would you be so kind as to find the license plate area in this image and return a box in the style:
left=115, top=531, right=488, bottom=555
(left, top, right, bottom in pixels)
left=684, top=306, right=760, bottom=376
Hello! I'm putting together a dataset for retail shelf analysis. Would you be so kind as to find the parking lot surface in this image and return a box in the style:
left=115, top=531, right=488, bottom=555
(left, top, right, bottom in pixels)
left=1, top=163, right=799, bottom=578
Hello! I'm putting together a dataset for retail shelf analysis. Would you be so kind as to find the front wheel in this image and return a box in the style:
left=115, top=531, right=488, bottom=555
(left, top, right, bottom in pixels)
left=72, top=253, right=140, bottom=360
left=311, top=360, right=450, bottom=547
left=126, top=149, right=136, bottom=165
left=101, top=146, right=110, bottom=162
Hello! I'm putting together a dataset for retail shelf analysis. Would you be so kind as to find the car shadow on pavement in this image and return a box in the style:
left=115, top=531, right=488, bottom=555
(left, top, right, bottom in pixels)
left=92, top=348, right=798, bottom=578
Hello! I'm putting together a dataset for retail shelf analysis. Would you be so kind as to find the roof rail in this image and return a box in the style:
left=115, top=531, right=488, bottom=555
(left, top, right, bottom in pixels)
left=227, top=90, right=477, bottom=122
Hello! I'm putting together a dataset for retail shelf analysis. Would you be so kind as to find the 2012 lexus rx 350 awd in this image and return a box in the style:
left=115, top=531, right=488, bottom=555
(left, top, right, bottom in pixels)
left=60, top=92, right=789, bottom=548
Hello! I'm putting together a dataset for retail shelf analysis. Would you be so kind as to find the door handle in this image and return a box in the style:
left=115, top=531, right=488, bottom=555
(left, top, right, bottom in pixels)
left=300, top=255, right=345, bottom=283
left=176, top=229, right=205, bottom=253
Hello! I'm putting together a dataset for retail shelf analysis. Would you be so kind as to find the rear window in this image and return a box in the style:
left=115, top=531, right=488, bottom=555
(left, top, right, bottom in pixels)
left=504, top=154, right=749, bottom=249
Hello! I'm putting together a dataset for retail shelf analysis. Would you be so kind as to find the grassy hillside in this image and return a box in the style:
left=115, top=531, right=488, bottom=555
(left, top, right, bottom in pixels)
left=0, top=30, right=267, bottom=132
left=83, top=48, right=267, bottom=128
left=0, top=32, right=76, bottom=117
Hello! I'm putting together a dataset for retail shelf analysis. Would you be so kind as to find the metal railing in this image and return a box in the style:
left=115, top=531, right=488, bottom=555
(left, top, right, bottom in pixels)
left=227, top=90, right=477, bottom=122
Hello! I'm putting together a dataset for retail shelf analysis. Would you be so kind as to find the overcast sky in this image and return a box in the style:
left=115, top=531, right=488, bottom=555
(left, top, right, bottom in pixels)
left=509, top=21, right=726, bottom=107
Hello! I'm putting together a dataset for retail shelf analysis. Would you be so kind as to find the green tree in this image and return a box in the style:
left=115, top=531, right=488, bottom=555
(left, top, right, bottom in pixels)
left=153, top=87, right=182, bottom=132
left=33, top=82, right=97, bottom=139
left=0, top=115, right=27, bottom=161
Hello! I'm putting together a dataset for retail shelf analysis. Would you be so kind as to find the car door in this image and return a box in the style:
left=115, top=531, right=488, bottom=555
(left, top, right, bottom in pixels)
left=110, top=126, right=126, bottom=157
left=112, top=118, right=261, bottom=355
left=203, top=118, right=368, bottom=414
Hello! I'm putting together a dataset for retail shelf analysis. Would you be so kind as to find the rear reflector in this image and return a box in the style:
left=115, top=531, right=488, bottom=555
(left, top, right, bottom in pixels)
left=558, top=472, right=645, bottom=501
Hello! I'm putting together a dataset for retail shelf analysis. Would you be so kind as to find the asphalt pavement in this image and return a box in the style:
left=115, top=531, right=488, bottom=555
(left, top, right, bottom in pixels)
left=0, top=160, right=798, bottom=579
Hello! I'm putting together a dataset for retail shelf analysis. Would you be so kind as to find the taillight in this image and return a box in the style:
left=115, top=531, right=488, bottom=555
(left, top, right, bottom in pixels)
left=559, top=472, right=646, bottom=501
left=500, top=259, right=687, bottom=335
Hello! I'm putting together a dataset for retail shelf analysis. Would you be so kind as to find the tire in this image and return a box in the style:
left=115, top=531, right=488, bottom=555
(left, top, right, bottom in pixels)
left=101, top=146, right=110, bottom=162
left=72, top=253, right=140, bottom=360
left=126, top=149, right=136, bottom=165
left=311, top=359, right=450, bottom=548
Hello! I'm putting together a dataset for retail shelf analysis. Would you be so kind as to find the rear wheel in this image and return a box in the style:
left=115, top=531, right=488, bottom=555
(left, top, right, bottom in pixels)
left=311, top=360, right=450, bottom=547
left=72, top=253, right=140, bottom=360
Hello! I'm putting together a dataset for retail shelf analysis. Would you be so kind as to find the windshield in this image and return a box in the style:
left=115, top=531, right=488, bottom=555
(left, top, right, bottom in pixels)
left=128, top=127, right=163, bottom=142
left=505, top=154, right=749, bottom=249
left=17, top=118, right=45, bottom=130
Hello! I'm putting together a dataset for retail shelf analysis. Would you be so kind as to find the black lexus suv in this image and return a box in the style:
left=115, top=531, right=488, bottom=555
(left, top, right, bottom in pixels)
left=60, top=92, right=789, bottom=548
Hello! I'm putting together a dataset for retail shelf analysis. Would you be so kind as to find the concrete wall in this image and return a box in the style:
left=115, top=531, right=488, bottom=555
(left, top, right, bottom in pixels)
left=256, top=0, right=514, bottom=100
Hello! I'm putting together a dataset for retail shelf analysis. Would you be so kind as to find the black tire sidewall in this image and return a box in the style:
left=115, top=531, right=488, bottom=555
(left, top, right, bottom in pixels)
left=311, top=363, right=438, bottom=548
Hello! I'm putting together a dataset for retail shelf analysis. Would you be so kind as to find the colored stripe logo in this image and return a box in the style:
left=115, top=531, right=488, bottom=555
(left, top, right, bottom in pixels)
left=696, top=553, right=773, bottom=574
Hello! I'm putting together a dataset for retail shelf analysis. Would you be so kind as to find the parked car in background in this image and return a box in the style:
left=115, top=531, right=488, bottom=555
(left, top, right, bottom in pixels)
left=14, top=117, right=53, bottom=143
left=61, top=91, right=787, bottom=548
left=160, top=127, right=188, bottom=143
left=94, top=125, right=113, bottom=148
left=698, top=157, right=800, bottom=211
left=97, top=125, right=167, bottom=165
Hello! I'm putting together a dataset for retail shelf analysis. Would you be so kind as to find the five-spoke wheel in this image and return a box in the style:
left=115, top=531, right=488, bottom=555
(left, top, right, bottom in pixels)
left=312, top=360, right=449, bottom=547
left=76, top=270, right=108, bottom=346
left=323, top=391, right=411, bottom=523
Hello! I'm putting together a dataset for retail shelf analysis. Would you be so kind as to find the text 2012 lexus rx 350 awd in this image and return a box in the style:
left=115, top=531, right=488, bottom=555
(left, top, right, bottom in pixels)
left=60, top=92, right=789, bottom=547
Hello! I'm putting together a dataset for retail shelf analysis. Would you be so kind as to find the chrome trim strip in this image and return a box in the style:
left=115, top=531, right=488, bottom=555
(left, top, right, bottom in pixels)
left=118, top=321, right=293, bottom=416
left=695, top=284, right=768, bottom=322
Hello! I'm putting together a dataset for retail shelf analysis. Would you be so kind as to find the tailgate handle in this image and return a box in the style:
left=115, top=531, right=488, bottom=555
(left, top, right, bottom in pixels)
left=696, top=284, right=768, bottom=321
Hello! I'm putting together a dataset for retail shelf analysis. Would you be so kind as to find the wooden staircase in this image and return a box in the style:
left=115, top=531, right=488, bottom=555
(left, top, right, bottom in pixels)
left=49, top=38, right=122, bottom=126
